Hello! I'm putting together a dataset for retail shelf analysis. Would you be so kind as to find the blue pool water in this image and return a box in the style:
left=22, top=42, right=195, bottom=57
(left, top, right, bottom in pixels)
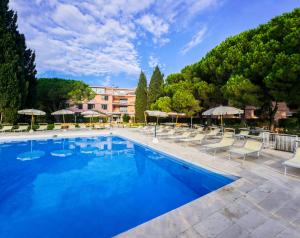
left=0, top=136, right=236, bottom=238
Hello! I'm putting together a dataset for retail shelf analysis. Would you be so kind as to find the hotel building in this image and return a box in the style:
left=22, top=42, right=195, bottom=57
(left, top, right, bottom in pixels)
left=69, top=86, right=136, bottom=121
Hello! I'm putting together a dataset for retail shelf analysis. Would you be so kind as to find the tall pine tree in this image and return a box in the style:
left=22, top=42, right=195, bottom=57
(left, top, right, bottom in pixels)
left=135, top=71, right=148, bottom=122
left=148, top=66, right=164, bottom=108
left=0, top=0, right=36, bottom=123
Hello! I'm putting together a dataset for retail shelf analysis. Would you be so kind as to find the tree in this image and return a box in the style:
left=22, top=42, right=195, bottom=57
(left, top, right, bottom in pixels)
left=36, top=78, right=95, bottom=113
left=0, top=0, right=37, bottom=123
left=221, top=75, right=262, bottom=109
left=172, top=91, right=201, bottom=117
left=135, top=72, right=148, bottom=122
left=148, top=66, right=164, bottom=106
left=151, top=96, right=172, bottom=112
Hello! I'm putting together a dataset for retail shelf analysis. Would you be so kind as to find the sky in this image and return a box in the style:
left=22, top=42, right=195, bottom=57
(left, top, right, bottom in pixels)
left=10, top=0, right=300, bottom=88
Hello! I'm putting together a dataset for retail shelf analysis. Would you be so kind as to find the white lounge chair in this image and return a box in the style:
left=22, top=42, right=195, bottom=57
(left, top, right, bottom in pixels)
left=0, top=125, right=13, bottom=133
left=203, top=137, right=235, bottom=156
left=36, top=124, right=48, bottom=131
left=165, top=131, right=192, bottom=140
left=205, top=127, right=221, bottom=138
left=283, top=148, right=300, bottom=175
left=157, top=129, right=176, bottom=137
left=13, top=124, right=29, bottom=132
left=53, top=124, right=62, bottom=130
left=94, top=124, right=104, bottom=130
left=179, top=133, right=206, bottom=143
left=229, top=139, right=263, bottom=161
left=68, top=124, right=76, bottom=130
left=235, top=129, right=250, bottom=140
left=78, top=124, right=87, bottom=129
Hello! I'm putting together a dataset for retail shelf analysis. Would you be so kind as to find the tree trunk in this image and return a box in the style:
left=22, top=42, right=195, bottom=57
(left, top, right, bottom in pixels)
left=269, top=101, right=278, bottom=131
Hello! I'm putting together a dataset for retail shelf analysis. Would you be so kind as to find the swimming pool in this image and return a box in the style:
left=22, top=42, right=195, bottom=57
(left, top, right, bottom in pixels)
left=0, top=136, right=236, bottom=238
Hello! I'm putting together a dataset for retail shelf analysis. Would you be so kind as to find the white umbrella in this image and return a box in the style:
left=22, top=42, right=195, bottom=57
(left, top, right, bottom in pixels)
left=144, top=110, right=169, bottom=143
left=18, top=109, right=46, bottom=132
left=51, top=109, right=74, bottom=124
left=202, top=105, right=243, bottom=127
left=81, top=110, right=107, bottom=124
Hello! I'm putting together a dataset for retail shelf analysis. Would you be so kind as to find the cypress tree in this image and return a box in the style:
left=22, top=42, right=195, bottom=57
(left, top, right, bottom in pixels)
left=0, top=0, right=36, bottom=123
left=148, top=66, right=164, bottom=107
left=135, top=71, right=148, bottom=122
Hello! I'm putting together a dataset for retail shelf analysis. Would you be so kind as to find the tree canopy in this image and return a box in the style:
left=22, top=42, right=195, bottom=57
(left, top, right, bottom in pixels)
left=148, top=66, right=164, bottom=107
left=0, top=0, right=37, bottom=123
left=150, top=8, right=300, bottom=128
left=135, top=72, right=148, bottom=122
left=36, top=78, right=95, bottom=113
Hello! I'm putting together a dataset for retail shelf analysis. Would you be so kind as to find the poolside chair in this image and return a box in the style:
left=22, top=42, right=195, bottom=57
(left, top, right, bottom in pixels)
left=203, top=137, right=235, bottom=156
left=179, top=133, right=206, bottom=144
left=94, top=124, right=104, bottom=130
left=283, top=147, right=300, bottom=175
left=157, top=129, right=176, bottom=137
left=78, top=124, right=87, bottom=129
left=13, top=124, right=29, bottom=132
left=53, top=124, right=62, bottom=130
left=164, top=131, right=192, bottom=140
left=0, top=125, right=13, bottom=133
left=235, top=129, right=250, bottom=140
left=68, top=124, right=76, bottom=130
left=36, top=124, right=48, bottom=131
left=229, top=139, right=263, bottom=161
left=205, top=127, right=221, bottom=139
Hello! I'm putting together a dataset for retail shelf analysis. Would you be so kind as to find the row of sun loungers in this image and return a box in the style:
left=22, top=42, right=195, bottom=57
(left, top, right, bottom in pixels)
left=0, top=123, right=110, bottom=132
left=138, top=125, right=299, bottom=175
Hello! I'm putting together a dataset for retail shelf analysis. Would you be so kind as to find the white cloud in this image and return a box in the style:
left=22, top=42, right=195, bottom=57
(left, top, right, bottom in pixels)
left=181, top=26, right=208, bottom=55
left=136, top=14, right=169, bottom=43
left=9, top=0, right=220, bottom=80
left=148, top=55, right=159, bottom=68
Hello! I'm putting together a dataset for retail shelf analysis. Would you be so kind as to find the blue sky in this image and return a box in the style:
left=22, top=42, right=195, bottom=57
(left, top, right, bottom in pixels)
left=11, top=0, right=299, bottom=88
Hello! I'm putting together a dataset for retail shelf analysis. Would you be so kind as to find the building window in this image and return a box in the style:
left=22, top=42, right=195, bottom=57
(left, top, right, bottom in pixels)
left=101, top=95, right=109, bottom=101
left=88, top=104, right=95, bottom=109
left=77, top=104, right=83, bottom=109
left=101, top=104, right=108, bottom=110
left=119, top=99, right=128, bottom=104
left=120, top=107, right=128, bottom=113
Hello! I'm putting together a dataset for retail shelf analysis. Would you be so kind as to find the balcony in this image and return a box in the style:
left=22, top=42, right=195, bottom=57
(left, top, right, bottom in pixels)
left=112, top=100, right=133, bottom=106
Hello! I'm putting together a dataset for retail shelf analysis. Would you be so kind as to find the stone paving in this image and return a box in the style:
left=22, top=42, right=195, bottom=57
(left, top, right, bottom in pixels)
left=114, top=128, right=300, bottom=238
left=1, top=128, right=299, bottom=238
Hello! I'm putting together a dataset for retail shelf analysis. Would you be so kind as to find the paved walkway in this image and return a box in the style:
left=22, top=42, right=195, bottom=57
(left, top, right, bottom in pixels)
left=114, top=128, right=300, bottom=238
left=1, top=128, right=299, bottom=238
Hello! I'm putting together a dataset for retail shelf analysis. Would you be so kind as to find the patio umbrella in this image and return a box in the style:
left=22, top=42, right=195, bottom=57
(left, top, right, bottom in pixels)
left=144, top=110, right=168, bottom=142
left=51, top=109, right=74, bottom=124
left=81, top=110, right=107, bottom=124
left=18, top=109, right=46, bottom=132
left=202, top=105, right=243, bottom=127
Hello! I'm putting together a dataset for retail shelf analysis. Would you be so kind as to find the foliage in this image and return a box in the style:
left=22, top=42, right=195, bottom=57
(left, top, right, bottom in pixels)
left=148, top=66, right=164, bottom=106
left=172, top=91, right=201, bottom=117
left=36, top=78, right=95, bottom=113
left=155, top=8, right=300, bottom=129
left=221, top=75, right=262, bottom=108
left=150, top=96, right=172, bottom=112
left=135, top=71, right=148, bottom=122
left=0, top=0, right=37, bottom=123
left=122, top=114, right=130, bottom=123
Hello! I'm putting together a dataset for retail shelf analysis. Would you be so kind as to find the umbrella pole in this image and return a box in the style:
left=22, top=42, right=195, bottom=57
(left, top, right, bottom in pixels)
left=63, top=114, right=65, bottom=124
left=191, top=116, right=193, bottom=129
left=31, top=114, right=34, bottom=132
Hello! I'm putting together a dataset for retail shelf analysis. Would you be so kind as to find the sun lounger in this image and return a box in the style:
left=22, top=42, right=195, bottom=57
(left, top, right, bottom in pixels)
left=203, top=137, right=235, bottom=156
left=13, top=124, right=29, bottom=132
left=36, top=124, right=48, bottom=131
left=229, top=139, right=263, bottom=161
left=94, top=124, right=104, bottom=130
left=164, top=131, right=192, bottom=140
left=283, top=148, right=300, bottom=175
left=235, top=130, right=250, bottom=140
left=157, top=129, right=176, bottom=137
left=0, top=125, right=13, bottom=133
left=179, top=133, right=206, bottom=143
left=205, top=127, right=221, bottom=138
left=78, top=124, right=87, bottom=129
left=68, top=124, right=76, bottom=130
left=53, top=124, right=62, bottom=130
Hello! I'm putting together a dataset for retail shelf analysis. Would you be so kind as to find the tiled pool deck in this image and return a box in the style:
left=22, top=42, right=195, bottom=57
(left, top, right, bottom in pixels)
left=1, top=128, right=299, bottom=238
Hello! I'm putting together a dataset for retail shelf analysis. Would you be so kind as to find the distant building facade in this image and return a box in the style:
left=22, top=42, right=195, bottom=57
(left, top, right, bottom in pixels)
left=69, top=86, right=136, bottom=121
left=245, top=102, right=291, bottom=121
